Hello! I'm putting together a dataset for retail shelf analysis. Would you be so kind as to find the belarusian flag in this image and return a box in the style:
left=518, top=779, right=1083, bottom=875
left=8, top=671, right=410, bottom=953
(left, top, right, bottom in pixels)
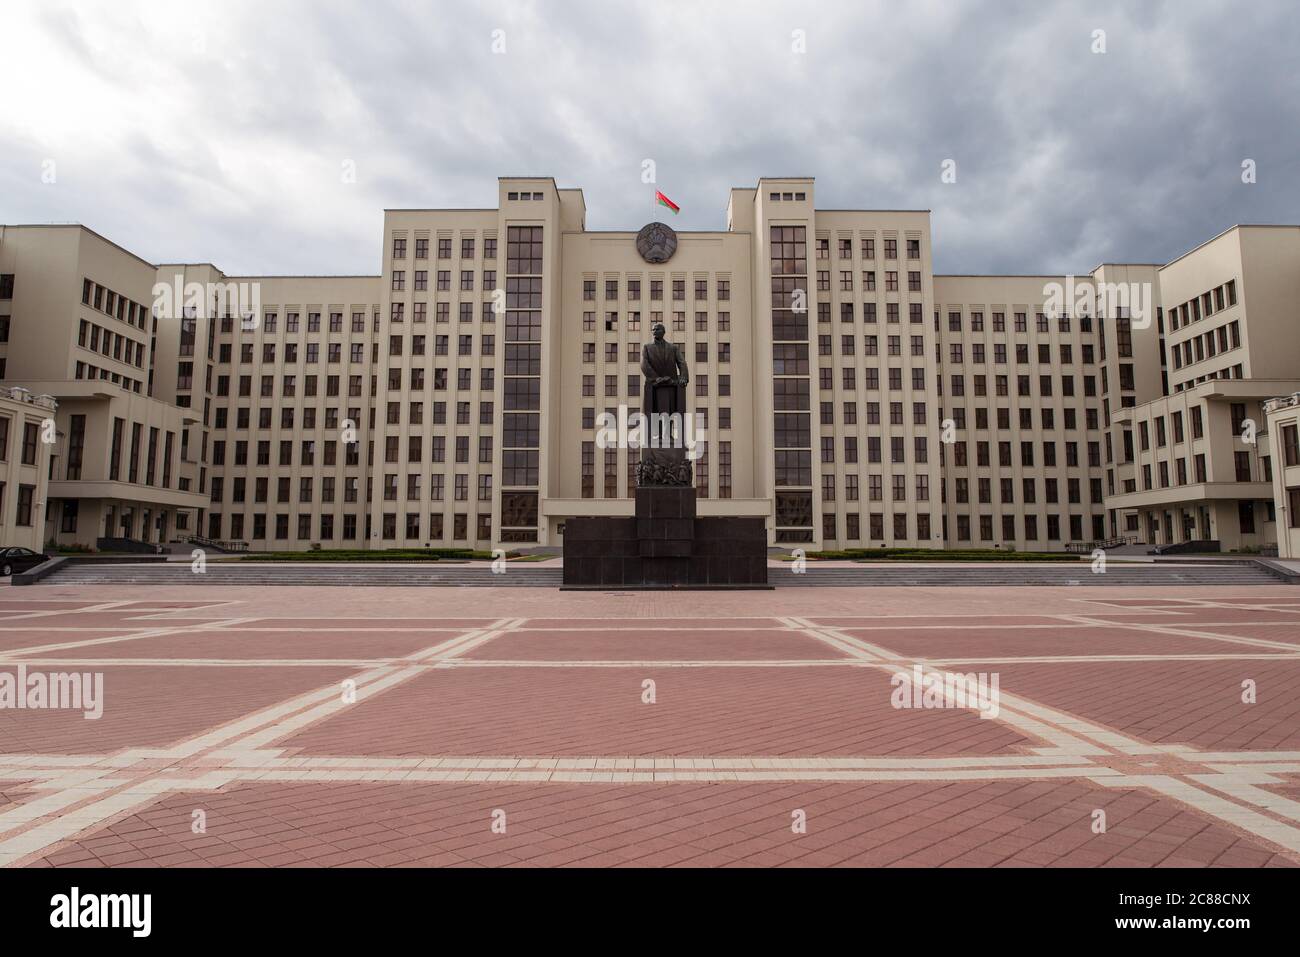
left=655, top=190, right=680, bottom=215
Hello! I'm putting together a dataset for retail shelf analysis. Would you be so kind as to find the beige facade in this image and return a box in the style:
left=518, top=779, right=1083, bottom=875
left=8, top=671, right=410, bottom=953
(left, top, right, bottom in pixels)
left=1264, top=392, right=1300, bottom=558
left=158, top=266, right=383, bottom=548
left=1105, top=226, right=1300, bottom=551
left=0, top=225, right=207, bottom=550
left=0, top=387, right=58, bottom=550
left=2, top=183, right=1298, bottom=554
left=933, top=275, right=1109, bottom=549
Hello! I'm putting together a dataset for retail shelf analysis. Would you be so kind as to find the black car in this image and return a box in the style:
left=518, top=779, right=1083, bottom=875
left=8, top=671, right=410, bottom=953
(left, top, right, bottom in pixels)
left=0, top=547, right=50, bottom=577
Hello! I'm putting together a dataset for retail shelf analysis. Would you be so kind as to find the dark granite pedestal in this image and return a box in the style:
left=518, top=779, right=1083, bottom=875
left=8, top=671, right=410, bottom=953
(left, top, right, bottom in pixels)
left=562, top=486, right=769, bottom=589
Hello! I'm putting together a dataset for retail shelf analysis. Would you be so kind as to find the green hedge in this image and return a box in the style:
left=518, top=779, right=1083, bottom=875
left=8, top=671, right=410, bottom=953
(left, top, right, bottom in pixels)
left=240, top=548, right=505, bottom=562
left=794, top=548, right=1082, bottom=563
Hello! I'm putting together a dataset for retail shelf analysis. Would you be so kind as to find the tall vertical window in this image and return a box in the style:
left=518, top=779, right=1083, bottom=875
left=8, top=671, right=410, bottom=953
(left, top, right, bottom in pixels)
left=770, top=224, right=812, bottom=542
left=604, top=446, right=618, bottom=498
left=145, top=427, right=159, bottom=486
left=1230, top=403, right=1248, bottom=435
left=109, top=417, right=124, bottom=480
left=16, top=485, right=34, bottom=526
left=1283, top=425, right=1299, bottom=468
left=21, top=422, right=38, bottom=466
left=499, top=225, right=544, bottom=542
left=66, top=414, right=86, bottom=480
left=581, top=441, right=594, bottom=498
left=162, top=431, right=175, bottom=488
left=61, top=499, right=79, bottom=533
left=128, top=422, right=143, bottom=483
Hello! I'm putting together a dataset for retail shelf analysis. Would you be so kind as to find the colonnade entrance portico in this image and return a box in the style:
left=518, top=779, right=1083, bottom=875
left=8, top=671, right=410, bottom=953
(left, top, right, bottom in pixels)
left=99, top=500, right=176, bottom=545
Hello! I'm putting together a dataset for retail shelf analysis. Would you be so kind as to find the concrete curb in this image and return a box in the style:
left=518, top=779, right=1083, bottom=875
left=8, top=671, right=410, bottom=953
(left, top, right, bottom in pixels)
left=11, top=556, right=68, bottom=586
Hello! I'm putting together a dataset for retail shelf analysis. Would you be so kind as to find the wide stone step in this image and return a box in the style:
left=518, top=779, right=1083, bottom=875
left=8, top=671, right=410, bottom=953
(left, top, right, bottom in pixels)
left=775, top=564, right=1281, bottom=586
left=36, top=560, right=1286, bottom=587
left=39, top=563, right=564, bottom=587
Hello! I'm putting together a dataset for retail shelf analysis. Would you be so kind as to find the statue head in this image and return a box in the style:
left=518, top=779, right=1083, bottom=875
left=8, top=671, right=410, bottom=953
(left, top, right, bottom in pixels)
left=652, top=322, right=666, bottom=341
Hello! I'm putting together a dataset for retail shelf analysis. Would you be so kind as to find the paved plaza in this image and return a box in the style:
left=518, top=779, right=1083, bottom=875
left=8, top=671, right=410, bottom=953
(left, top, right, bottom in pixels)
left=1, top=583, right=1298, bottom=868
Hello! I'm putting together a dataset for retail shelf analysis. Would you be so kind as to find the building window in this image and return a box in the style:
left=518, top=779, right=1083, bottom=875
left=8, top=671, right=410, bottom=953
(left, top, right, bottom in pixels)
left=1239, top=501, right=1256, bottom=534
left=1283, top=425, right=1300, bottom=468
left=21, top=422, right=39, bottom=466
left=15, top=484, right=34, bottom=526
left=61, top=499, right=80, bottom=533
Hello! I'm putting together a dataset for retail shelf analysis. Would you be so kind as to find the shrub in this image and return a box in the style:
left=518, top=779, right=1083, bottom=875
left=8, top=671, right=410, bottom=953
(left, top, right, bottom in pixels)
left=240, top=548, right=515, bottom=562
left=791, top=547, right=1081, bottom=563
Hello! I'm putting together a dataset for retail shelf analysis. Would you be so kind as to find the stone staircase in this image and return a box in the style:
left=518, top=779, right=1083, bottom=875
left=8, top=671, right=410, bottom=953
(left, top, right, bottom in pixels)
left=775, top=562, right=1285, bottom=587
left=35, top=559, right=1287, bottom=588
left=40, top=561, right=564, bottom=587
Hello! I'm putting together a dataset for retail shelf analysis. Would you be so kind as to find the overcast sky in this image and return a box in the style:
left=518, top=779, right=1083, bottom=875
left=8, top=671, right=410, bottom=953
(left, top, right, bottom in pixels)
left=4, top=0, right=1299, bottom=276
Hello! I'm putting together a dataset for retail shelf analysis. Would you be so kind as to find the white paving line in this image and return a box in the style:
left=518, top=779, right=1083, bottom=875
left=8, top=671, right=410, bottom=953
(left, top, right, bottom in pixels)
left=4, top=658, right=422, bottom=668
left=0, top=619, right=525, bottom=866
left=918, top=653, right=1297, bottom=665
left=0, top=617, right=270, bottom=658
left=7, top=651, right=1296, bottom=670
left=0, top=773, right=120, bottom=843
left=0, top=778, right=232, bottom=868
left=785, top=616, right=886, bottom=660
left=0, top=600, right=137, bottom=623
left=785, top=617, right=1141, bottom=757
left=1060, top=613, right=1300, bottom=653
left=1199, top=778, right=1300, bottom=824
left=1197, top=750, right=1300, bottom=762
left=224, top=622, right=525, bottom=752
left=237, top=765, right=1123, bottom=785
left=3, top=607, right=1300, bottom=867
left=165, top=621, right=518, bottom=757
left=1094, top=774, right=1300, bottom=855
left=0, top=626, right=230, bottom=632
left=191, top=625, right=475, bottom=633
left=1204, top=763, right=1300, bottom=775
left=0, top=753, right=1288, bottom=790
left=814, top=614, right=1253, bottom=763
left=7, top=616, right=1298, bottom=634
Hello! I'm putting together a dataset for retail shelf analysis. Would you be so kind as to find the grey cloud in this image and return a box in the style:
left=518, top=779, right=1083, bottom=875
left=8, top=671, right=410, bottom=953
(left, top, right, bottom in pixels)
left=3, top=0, right=1298, bottom=276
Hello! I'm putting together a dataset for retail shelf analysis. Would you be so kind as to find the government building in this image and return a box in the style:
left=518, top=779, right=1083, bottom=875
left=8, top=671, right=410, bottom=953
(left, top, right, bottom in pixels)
left=2, top=177, right=1298, bottom=556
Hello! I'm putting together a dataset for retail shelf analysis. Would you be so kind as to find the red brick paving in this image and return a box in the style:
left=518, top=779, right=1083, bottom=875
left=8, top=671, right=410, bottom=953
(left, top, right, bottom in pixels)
left=846, top=625, right=1292, bottom=659
left=811, top=615, right=1071, bottom=628
left=221, top=618, right=496, bottom=631
left=1191, top=624, right=1300, bottom=645
left=1080, top=598, right=1204, bottom=607
left=0, top=601, right=113, bottom=611
left=1139, top=609, right=1300, bottom=624
left=1193, top=598, right=1300, bottom=606
left=0, top=665, right=352, bottom=753
left=524, top=617, right=792, bottom=630
left=25, top=779, right=1295, bottom=868
left=1065, top=611, right=1198, bottom=623
left=278, top=666, right=1030, bottom=757
left=1259, top=783, right=1300, bottom=803
left=990, top=659, right=1300, bottom=750
left=0, top=629, right=148, bottom=652
left=0, top=611, right=187, bottom=629
left=3, top=584, right=1299, bottom=869
left=462, top=627, right=844, bottom=661
left=112, top=601, right=230, bottom=610
left=36, top=629, right=464, bottom=661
